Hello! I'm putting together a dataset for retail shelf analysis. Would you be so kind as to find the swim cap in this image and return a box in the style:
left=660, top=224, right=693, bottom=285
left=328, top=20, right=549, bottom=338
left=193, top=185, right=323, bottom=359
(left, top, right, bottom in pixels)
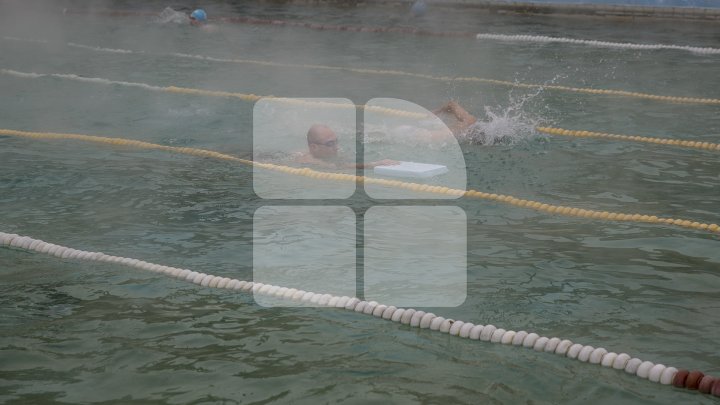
left=410, top=0, right=427, bottom=17
left=190, top=9, right=207, bottom=22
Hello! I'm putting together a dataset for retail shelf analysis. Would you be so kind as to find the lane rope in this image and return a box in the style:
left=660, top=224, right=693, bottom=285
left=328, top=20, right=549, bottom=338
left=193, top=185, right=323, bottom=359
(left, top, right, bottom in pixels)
left=1, top=64, right=717, bottom=154
left=475, top=33, right=720, bottom=55
left=2, top=231, right=719, bottom=397
left=2, top=128, right=719, bottom=236
left=0, top=69, right=426, bottom=119
left=4, top=36, right=719, bottom=105
left=537, top=127, right=720, bottom=152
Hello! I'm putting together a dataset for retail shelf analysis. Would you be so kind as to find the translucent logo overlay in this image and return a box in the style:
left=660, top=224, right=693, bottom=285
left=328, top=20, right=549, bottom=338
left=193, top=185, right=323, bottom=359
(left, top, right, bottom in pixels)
left=253, top=98, right=467, bottom=308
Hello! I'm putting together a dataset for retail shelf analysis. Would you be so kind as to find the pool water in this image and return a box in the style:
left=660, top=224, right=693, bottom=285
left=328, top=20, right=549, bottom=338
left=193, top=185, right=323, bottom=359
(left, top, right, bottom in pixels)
left=1, top=1, right=719, bottom=403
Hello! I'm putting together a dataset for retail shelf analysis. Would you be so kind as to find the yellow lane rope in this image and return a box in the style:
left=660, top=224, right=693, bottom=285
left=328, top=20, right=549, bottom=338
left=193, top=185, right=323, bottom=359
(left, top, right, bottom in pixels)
left=4, top=36, right=719, bottom=105
left=537, top=127, right=720, bottom=152
left=2, top=69, right=717, bottom=153
left=2, top=128, right=718, bottom=235
left=0, top=69, right=426, bottom=119
left=164, top=86, right=426, bottom=118
left=188, top=54, right=719, bottom=105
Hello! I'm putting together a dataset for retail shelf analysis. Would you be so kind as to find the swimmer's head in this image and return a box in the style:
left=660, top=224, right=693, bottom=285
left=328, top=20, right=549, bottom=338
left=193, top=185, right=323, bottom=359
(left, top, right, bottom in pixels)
left=190, top=9, right=207, bottom=24
left=410, top=0, right=427, bottom=17
left=307, top=124, right=339, bottom=159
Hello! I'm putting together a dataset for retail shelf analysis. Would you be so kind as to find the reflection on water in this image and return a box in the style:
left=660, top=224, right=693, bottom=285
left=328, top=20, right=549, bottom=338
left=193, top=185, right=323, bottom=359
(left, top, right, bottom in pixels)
left=0, top=1, right=719, bottom=403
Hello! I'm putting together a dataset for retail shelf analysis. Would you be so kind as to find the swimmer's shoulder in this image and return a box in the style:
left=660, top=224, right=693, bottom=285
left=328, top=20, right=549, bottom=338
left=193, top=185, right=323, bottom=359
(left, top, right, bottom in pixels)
left=293, top=152, right=314, bottom=164
left=294, top=152, right=343, bottom=168
left=294, top=152, right=325, bottom=166
left=200, top=24, right=219, bottom=33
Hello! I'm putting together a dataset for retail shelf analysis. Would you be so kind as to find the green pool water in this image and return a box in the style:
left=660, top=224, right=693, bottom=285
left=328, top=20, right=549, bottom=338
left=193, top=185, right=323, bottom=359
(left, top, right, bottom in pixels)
left=1, top=1, right=719, bottom=403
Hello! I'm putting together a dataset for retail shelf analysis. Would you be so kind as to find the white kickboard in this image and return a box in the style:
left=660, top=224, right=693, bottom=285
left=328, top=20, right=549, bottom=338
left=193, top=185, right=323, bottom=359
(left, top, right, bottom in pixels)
left=373, top=161, right=449, bottom=178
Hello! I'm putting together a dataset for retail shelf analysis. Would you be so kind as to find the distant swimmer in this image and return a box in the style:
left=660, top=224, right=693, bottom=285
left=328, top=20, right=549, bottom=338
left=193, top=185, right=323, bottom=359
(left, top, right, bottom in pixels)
left=189, top=8, right=219, bottom=32
left=189, top=9, right=207, bottom=26
left=155, top=7, right=218, bottom=32
left=295, top=124, right=398, bottom=169
left=410, top=0, right=428, bottom=17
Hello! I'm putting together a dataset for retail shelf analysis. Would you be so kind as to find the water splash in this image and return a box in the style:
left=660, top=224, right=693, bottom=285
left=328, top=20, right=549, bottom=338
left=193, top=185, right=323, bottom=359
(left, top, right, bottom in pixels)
left=364, top=91, right=544, bottom=149
left=154, top=7, right=188, bottom=25
left=473, top=73, right=573, bottom=146
left=468, top=92, right=543, bottom=146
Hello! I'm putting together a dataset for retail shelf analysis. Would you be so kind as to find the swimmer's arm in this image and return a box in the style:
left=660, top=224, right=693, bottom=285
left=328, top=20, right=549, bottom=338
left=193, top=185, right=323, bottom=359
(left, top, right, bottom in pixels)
left=434, top=101, right=477, bottom=125
left=449, top=104, right=477, bottom=128
left=340, top=159, right=400, bottom=169
left=428, top=129, right=455, bottom=142
left=296, top=153, right=398, bottom=169
left=366, top=159, right=400, bottom=168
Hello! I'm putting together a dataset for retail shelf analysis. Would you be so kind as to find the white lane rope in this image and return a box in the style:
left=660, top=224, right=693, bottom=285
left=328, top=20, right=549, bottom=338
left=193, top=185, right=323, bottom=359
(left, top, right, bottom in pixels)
left=0, top=68, right=166, bottom=91
left=475, top=33, right=720, bottom=55
left=6, top=30, right=720, bottom=56
left=67, top=42, right=132, bottom=54
left=2, top=230, right=708, bottom=394
left=3, top=36, right=272, bottom=63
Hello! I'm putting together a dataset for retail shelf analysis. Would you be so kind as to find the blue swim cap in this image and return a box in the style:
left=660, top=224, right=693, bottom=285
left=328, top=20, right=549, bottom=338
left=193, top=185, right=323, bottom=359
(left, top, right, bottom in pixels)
left=410, top=0, right=427, bottom=17
left=190, top=9, right=207, bottom=22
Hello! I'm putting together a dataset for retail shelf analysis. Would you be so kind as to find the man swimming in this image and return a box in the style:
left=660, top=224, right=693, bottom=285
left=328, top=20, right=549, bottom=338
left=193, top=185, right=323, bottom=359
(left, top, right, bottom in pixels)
left=156, top=7, right=216, bottom=31
left=189, top=9, right=219, bottom=32
left=431, top=100, right=494, bottom=144
left=295, top=124, right=397, bottom=168
left=378, top=100, right=493, bottom=145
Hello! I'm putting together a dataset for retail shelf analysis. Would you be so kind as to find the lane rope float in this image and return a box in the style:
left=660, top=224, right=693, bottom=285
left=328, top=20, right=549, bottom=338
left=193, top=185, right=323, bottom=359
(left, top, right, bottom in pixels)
left=60, top=9, right=720, bottom=55
left=4, top=36, right=719, bottom=106
left=0, top=69, right=426, bottom=120
left=475, top=33, right=720, bottom=55
left=1, top=231, right=719, bottom=398
left=537, top=127, right=720, bottom=152
left=220, top=18, right=720, bottom=57
left=2, top=128, right=719, bottom=236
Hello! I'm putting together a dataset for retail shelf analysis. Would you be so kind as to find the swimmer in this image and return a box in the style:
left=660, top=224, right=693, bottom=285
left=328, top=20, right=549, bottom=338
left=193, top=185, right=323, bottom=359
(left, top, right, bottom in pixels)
left=295, top=124, right=398, bottom=168
left=378, top=100, right=490, bottom=145
left=189, top=8, right=219, bottom=32
left=410, top=0, right=427, bottom=17
left=436, top=100, right=507, bottom=145
left=156, top=7, right=217, bottom=31
left=432, top=100, right=480, bottom=140
left=189, top=9, right=207, bottom=26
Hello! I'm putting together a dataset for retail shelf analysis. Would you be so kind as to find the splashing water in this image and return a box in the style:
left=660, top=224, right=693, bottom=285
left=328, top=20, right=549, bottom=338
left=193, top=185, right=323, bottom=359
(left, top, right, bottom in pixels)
left=154, top=7, right=189, bottom=25
left=468, top=104, right=540, bottom=146
left=466, top=80, right=558, bottom=146
left=363, top=94, right=543, bottom=149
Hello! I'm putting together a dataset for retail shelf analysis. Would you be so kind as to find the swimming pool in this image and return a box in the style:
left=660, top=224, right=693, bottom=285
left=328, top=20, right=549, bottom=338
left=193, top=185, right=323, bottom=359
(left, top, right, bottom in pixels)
left=1, top=1, right=719, bottom=403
